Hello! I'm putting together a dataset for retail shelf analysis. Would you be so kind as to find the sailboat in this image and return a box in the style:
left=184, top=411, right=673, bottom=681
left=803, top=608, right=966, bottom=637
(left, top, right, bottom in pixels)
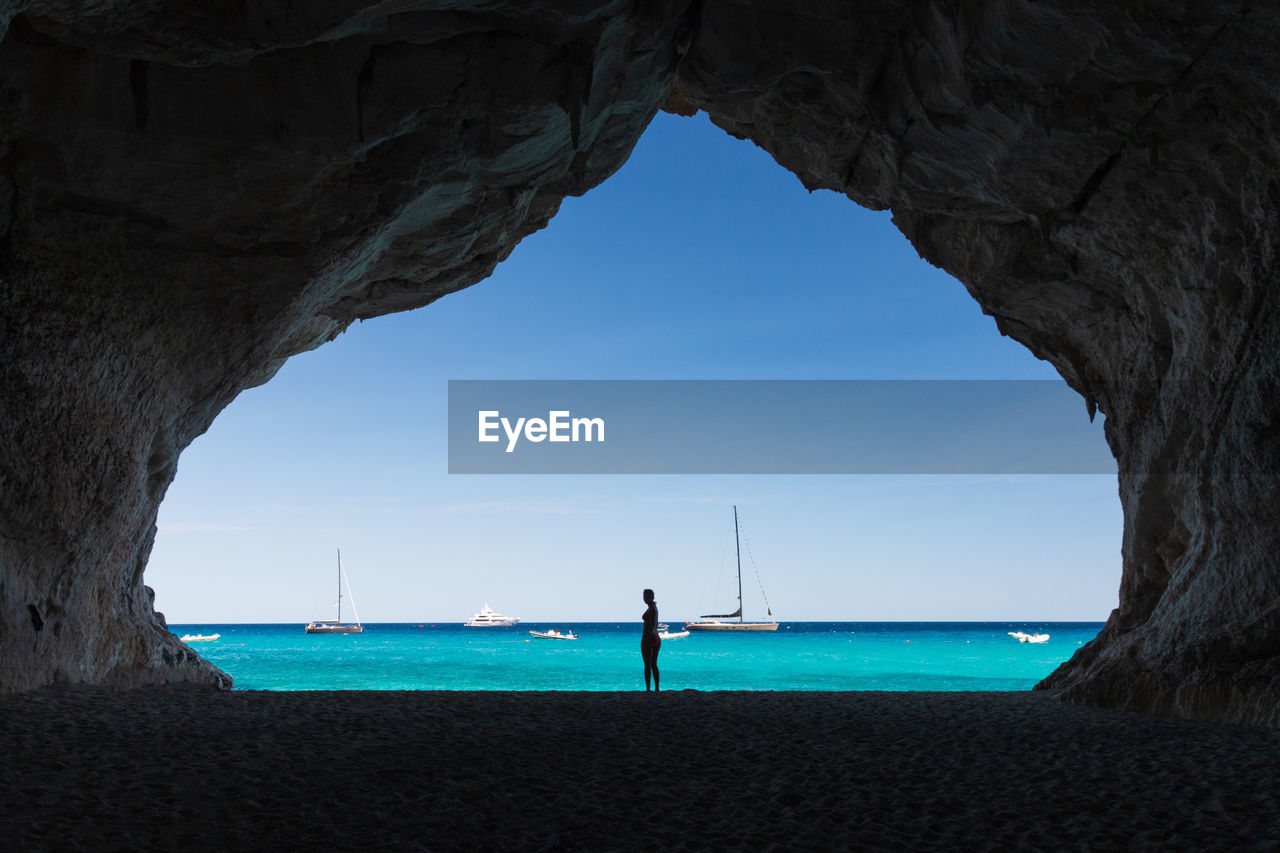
left=685, top=506, right=779, bottom=632
left=304, top=549, right=364, bottom=634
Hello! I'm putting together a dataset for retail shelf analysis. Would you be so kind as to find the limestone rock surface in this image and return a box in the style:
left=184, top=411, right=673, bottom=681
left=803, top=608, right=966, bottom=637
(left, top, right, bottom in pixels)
left=671, top=3, right=1280, bottom=725
left=1, top=2, right=1277, bottom=723
left=0, top=0, right=694, bottom=690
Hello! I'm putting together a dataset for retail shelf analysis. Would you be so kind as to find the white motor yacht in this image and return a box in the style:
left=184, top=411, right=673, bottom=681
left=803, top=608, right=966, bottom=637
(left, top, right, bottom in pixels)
left=464, top=603, right=519, bottom=627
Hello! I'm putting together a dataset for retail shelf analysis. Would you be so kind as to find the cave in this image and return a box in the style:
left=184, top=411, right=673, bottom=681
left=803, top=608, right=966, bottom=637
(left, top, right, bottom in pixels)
left=1, top=3, right=1277, bottom=725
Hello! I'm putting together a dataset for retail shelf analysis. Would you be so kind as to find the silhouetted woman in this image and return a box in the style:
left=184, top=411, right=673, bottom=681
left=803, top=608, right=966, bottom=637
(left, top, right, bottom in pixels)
left=641, top=588, right=661, bottom=691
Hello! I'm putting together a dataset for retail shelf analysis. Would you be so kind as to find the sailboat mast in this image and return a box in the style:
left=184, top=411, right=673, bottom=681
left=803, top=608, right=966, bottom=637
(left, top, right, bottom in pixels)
left=734, top=505, right=743, bottom=624
left=336, top=548, right=343, bottom=624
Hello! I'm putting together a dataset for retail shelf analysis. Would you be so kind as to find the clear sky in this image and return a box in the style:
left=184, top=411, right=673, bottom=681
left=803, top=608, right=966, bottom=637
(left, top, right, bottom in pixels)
left=148, top=111, right=1121, bottom=625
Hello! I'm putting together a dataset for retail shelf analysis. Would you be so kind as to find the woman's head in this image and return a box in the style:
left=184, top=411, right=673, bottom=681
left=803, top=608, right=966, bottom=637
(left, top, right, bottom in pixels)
left=643, top=588, right=655, bottom=604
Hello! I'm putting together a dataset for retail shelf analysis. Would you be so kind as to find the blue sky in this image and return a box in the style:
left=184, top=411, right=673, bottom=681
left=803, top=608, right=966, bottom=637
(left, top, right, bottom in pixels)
left=148, top=111, right=1121, bottom=624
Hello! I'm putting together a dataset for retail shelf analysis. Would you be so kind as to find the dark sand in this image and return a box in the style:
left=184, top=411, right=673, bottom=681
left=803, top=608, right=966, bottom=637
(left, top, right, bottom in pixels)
left=2, top=687, right=1277, bottom=851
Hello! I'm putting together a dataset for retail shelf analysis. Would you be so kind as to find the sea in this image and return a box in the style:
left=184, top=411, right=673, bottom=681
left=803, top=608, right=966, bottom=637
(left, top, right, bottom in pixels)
left=171, top=622, right=1103, bottom=692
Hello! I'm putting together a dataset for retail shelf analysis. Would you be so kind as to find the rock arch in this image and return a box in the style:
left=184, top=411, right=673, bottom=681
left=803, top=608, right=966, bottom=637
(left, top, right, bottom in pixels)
left=1, top=3, right=1276, bottom=723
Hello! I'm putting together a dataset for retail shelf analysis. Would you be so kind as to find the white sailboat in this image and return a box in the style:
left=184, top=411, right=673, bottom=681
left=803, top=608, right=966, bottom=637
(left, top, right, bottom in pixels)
left=686, top=506, right=779, bottom=632
left=305, top=549, right=364, bottom=634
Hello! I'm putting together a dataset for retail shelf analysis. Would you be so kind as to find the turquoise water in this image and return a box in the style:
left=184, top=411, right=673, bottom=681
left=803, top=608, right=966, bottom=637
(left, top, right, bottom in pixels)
left=173, top=622, right=1102, bottom=691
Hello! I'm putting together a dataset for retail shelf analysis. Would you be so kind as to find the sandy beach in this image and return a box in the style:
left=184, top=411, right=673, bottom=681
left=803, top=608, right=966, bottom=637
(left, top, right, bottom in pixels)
left=2, top=687, right=1276, bottom=851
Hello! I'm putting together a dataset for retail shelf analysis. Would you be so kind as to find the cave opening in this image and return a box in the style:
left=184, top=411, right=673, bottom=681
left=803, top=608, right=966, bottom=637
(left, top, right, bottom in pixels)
left=146, top=111, right=1121, bottom=689
left=4, top=3, right=1274, bottom=722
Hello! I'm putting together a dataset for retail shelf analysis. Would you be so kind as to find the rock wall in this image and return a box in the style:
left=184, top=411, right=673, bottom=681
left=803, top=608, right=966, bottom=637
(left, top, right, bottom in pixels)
left=669, top=2, right=1280, bottom=724
left=1, top=2, right=1276, bottom=722
left=0, top=0, right=695, bottom=690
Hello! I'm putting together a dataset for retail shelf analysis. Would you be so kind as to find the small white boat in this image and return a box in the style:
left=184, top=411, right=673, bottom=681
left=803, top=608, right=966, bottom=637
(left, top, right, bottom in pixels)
left=1008, top=631, right=1050, bottom=644
left=529, top=628, right=578, bottom=640
left=179, top=633, right=220, bottom=642
left=465, top=603, right=519, bottom=627
left=656, top=623, right=689, bottom=641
